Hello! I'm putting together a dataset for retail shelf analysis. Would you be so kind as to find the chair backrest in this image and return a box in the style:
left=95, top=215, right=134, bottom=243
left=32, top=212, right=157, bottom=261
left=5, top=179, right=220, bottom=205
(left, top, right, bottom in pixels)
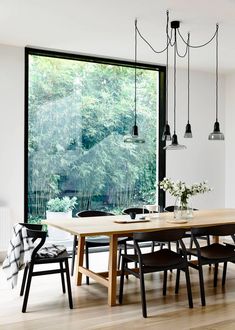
left=164, top=205, right=175, bottom=212
left=19, top=223, right=47, bottom=260
left=133, top=228, right=186, bottom=243
left=76, top=210, right=114, bottom=217
left=123, top=207, right=149, bottom=215
left=191, top=224, right=235, bottom=237
left=164, top=205, right=198, bottom=212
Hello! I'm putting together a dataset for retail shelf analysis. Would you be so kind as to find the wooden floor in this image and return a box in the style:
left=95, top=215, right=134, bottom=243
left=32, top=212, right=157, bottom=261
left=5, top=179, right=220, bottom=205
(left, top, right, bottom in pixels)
left=1, top=250, right=235, bottom=330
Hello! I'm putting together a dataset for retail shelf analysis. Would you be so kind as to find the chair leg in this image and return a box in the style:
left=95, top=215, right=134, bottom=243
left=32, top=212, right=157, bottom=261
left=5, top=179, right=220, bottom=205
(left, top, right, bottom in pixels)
left=151, top=241, right=155, bottom=253
left=64, top=259, right=73, bottom=309
left=85, top=243, right=89, bottom=285
left=139, top=269, right=147, bottom=318
left=71, top=235, right=77, bottom=276
left=117, top=246, right=122, bottom=269
left=60, top=261, right=66, bottom=293
left=119, top=257, right=125, bottom=304
left=198, top=264, right=206, bottom=306
left=184, top=266, right=193, bottom=308
left=22, top=263, right=34, bottom=313
left=214, top=263, right=218, bottom=288
left=175, top=269, right=180, bottom=294
left=222, top=262, right=227, bottom=286
left=20, top=265, right=28, bottom=296
left=163, top=270, right=167, bottom=296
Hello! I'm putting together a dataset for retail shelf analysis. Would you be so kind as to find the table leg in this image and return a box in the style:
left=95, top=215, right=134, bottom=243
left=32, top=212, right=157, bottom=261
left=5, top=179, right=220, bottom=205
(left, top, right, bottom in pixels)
left=76, top=236, right=85, bottom=286
left=213, top=235, right=219, bottom=244
left=108, top=234, right=118, bottom=306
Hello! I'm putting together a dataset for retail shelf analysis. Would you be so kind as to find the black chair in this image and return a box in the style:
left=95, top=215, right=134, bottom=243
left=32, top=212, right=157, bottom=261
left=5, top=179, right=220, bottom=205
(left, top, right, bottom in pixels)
left=71, top=210, right=127, bottom=284
left=164, top=205, right=209, bottom=250
left=186, top=224, right=235, bottom=306
left=119, top=229, right=193, bottom=318
left=19, top=223, right=73, bottom=313
left=123, top=207, right=149, bottom=216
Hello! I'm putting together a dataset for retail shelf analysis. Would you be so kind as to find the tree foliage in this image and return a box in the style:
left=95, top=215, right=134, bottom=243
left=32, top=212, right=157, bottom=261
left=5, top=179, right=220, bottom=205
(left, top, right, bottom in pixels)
left=28, top=55, right=157, bottom=219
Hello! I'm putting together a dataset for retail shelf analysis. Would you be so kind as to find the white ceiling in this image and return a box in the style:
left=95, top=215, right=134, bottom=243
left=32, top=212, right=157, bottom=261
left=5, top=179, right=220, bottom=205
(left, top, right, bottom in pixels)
left=1, top=0, right=235, bottom=72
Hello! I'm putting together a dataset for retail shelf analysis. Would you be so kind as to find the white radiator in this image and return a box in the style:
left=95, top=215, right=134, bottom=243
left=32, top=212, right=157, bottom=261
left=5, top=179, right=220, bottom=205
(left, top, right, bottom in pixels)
left=0, top=207, right=12, bottom=251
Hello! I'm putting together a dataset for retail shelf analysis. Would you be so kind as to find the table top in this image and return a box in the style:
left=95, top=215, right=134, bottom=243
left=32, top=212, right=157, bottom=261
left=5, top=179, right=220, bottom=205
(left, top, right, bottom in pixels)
left=42, top=208, right=235, bottom=237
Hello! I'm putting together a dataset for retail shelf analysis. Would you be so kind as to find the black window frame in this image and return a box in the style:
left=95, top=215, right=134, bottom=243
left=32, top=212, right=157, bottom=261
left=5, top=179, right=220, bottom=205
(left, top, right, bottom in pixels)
left=24, top=47, right=166, bottom=221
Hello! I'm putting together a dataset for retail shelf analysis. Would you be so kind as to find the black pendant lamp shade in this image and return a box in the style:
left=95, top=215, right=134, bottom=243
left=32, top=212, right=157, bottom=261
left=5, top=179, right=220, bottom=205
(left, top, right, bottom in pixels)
left=124, top=19, right=145, bottom=144
left=162, top=123, right=171, bottom=141
left=184, top=122, right=192, bottom=138
left=209, top=24, right=224, bottom=141
left=184, top=33, right=193, bottom=138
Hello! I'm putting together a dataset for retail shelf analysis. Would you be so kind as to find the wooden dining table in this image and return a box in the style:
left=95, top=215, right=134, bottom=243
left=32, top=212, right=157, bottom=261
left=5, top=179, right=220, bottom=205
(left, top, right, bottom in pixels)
left=42, top=208, right=235, bottom=306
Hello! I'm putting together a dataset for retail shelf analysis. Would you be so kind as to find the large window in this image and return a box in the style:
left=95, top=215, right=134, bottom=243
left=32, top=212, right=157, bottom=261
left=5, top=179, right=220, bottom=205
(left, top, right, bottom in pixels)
left=25, top=48, right=165, bottom=222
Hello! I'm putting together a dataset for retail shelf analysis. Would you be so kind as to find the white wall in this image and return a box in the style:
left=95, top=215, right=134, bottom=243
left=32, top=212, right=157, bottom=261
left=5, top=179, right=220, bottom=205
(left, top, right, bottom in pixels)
left=0, top=45, right=24, bottom=226
left=225, top=72, right=235, bottom=207
left=166, top=68, right=225, bottom=209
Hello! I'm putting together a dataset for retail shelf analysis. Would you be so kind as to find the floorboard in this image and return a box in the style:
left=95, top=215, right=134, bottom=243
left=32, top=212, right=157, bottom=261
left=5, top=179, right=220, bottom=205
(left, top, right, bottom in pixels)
left=1, top=247, right=235, bottom=329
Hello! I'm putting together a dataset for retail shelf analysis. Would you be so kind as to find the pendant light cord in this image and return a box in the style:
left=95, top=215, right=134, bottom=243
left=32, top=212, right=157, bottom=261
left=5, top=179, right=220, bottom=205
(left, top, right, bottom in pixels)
left=174, top=28, right=177, bottom=134
left=216, top=24, right=219, bottom=122
left=134, top=19, right=137, bottom=126
left=187, top=33, right=190, bottom=124
left=166, top=11, right=169, bottom=124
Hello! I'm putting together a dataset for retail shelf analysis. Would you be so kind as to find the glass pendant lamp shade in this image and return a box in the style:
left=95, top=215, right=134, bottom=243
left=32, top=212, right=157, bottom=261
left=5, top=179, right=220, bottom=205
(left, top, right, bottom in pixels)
left=164, top=134, right=186, bottom=150
left=124, top=125, right=145, bottom=143
left=184, top=122, right=192, bottom=138
left=208, top=121, right=224, bottom=140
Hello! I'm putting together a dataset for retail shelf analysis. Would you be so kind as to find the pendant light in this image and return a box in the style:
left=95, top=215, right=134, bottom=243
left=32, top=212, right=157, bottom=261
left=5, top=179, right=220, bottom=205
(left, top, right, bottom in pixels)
left=184, top=33, right=192, bottom=138
left=164, top=22, right=186, bottom=150
left=124, top=19, right=145, bottom=144
left=162, top=11, right=171, bottom=141
left=208, top=24, right=224, bottom=141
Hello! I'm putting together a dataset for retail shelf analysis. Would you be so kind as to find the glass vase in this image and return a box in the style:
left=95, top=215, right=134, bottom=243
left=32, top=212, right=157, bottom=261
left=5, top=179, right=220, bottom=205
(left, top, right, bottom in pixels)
left=174, top=197, right=193, bottom=220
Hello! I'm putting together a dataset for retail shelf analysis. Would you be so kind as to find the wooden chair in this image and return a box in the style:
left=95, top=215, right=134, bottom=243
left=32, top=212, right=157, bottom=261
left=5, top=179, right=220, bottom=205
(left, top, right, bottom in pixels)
left=186, top=224, right=235, bottom=306
left=19, top=223, right=73, bottom=313
left=71, top=210, right=127, bottom=284
left=119, top=228, right=193, bottom=318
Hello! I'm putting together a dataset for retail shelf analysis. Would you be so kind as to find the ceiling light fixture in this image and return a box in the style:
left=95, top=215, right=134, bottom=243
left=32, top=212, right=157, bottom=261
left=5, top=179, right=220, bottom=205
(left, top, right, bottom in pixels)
left=124, top=19, right=145, bottom=144
left=208, top=25, right=224, bottom=141
left=135, top=11, right=223, bottom=148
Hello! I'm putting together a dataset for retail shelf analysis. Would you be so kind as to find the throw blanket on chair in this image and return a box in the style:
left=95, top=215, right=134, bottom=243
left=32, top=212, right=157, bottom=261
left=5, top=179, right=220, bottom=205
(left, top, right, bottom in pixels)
left=2, top=223, right=34, bottom=288
left=37, top=244, right=66, bottom=258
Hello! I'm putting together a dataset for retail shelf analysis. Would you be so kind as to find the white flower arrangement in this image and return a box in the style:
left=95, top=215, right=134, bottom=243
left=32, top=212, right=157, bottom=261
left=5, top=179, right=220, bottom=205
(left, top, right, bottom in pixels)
left=159, top=178, right=211, bottom=207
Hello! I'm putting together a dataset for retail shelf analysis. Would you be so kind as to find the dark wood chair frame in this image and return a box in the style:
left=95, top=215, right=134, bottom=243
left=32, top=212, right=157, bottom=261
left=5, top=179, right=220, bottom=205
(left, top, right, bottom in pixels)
left=19, top=223, right=73, bottom=313
left=186, top=224, right=235, bottom=306
left=164, top=206, right=210, bottom=252
left=119, top=229, right=193, bottom=318
left=71, top=210, right=127, bottom=284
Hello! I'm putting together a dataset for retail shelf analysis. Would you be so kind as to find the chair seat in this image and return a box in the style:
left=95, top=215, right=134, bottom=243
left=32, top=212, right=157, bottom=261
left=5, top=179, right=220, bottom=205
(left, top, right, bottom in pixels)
left=188, top=243, right=235, bottom=260
left=35, top=250, right=70, bottom=264
left=123, top=249, right=184, bottom=268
